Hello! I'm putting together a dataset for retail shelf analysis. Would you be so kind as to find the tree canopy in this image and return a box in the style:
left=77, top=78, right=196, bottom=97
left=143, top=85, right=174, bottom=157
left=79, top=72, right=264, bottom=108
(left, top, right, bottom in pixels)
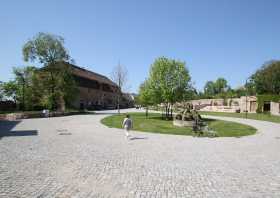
left=139, top=56, right=192, bottom=118
left=204, top=78, right=229, bottom=97
left=23, top=32, right=71, bottom=65
left=250, top=60, right=280, bottom=95
left=149, top=57, right=191, bottom=104
left=22, top=32, right=76, bottom=110
left=111, top=63, right=128, bottom=113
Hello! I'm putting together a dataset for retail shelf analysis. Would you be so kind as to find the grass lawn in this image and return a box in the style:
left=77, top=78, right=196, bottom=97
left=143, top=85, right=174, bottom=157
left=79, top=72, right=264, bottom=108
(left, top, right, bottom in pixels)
left=200, top=111, right=280, bottom=124
left=101, top=113, right=256, bottom=137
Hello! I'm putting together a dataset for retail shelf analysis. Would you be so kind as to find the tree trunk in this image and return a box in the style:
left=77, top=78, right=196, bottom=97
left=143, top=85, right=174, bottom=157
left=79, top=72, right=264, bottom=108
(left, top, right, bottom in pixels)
left=165, top=105, right=168, bottom=119
left=145, top=106, right=148, bottom=118
left=50, top=70, right=55, bottom=110
left=167, top=105, right=170, bottom=119
left=117, top=92, right=120, bottom=114
left=22, top=82, right=25, bottom=111
left=171, top=105, right=173, bottom=118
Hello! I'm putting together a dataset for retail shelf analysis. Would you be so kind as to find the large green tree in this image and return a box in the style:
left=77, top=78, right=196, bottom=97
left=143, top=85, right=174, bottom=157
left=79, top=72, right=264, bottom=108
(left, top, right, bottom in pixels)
left=22, top=32, right=76, bottom=110
left=250, top=60, right=280, bottom=94
left=147, top=57, right=192, bottom=118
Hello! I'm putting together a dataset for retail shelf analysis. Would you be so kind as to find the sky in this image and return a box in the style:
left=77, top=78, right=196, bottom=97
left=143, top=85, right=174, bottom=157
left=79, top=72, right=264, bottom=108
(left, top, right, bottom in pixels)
left=1, top=0, right=280, bottom=93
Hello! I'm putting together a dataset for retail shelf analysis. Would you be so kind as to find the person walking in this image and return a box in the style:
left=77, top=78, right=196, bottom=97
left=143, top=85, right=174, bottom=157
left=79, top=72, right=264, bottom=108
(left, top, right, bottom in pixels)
left=122, top=114, right=133, bottom=139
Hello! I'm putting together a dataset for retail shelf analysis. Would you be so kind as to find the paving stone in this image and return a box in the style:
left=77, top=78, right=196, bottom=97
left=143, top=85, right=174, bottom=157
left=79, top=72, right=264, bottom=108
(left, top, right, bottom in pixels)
left=0, top=109, right=280, bottom=197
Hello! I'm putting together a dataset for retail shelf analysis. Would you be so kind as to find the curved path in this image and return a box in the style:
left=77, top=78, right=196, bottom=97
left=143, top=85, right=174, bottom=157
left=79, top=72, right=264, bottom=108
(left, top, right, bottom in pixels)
left=0, top=109, right=280, bottom=198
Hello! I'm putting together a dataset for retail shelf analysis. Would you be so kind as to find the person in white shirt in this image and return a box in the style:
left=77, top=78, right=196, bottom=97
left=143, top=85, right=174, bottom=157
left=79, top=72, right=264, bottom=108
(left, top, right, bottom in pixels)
left=122, top=114, right=133, bottom=139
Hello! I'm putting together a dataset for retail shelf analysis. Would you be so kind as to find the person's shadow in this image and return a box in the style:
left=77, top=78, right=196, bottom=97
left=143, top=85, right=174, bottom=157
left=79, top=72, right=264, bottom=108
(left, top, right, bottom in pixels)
left=129, top=136, right=148, bottom=141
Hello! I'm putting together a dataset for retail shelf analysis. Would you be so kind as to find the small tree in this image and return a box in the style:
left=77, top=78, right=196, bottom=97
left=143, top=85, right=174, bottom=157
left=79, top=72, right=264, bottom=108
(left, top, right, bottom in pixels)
left=138, top=79, right=154, bottom=117
left=148, top=57, right=192, bottom=119
left=111, top=63, right=128, bottom=114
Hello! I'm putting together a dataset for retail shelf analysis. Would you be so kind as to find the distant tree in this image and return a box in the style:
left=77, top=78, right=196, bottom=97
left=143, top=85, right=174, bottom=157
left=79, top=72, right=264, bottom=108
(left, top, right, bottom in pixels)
left=138, top=79, right=154, bottom=117
left=12, top=66, right=37, bottom=110
left=22, top=32, right=76, bottom=110
left=148, top=57, right=192, bottom=118
left=250, top=60, right=280, bottom=94
left=245, top=80, right=256, bottom=96
left=204, top=81, right=216, bottom=97
left=215, top=78, right=229, bottom=94
left=0, top=81, right=4, bottom=101
left=202, top=78, right=230, bottom=99
left=2, top=81, right=19, bottom=104
left=111, top=63, right=128, bottom=114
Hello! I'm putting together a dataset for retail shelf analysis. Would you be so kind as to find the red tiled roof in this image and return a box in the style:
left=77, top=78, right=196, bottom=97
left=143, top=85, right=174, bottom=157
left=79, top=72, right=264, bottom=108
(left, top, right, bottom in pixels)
left=66, top=63, right=118, bottom=87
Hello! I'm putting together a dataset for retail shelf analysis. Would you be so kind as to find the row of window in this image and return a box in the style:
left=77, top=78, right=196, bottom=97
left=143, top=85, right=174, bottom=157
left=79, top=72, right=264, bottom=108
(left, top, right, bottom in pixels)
left=74, top=75, right=115, bottom=92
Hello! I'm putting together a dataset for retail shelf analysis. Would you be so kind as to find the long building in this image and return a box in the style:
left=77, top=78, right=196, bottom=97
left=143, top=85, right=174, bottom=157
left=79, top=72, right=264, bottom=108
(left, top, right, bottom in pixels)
left=67, top=63, right=130, bottom=110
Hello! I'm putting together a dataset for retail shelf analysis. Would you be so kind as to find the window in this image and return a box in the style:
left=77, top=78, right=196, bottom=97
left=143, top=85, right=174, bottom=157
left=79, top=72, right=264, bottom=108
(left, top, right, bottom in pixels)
left=73, top=75, right=100, bottom=89
left=102, top=84, right=113, bottom=92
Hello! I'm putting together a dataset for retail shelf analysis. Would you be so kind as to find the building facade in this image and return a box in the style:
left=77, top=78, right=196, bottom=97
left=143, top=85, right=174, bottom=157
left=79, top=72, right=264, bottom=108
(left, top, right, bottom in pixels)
left=69, top=64, right=120, bottom=110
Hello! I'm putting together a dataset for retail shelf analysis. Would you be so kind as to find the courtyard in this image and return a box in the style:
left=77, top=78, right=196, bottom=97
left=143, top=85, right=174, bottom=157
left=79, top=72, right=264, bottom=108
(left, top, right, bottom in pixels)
left=0, top=108, right=280, bottom=197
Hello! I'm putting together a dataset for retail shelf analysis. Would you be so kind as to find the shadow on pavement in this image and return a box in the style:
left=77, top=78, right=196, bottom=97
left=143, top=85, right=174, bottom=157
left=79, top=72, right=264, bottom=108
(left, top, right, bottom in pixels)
left=94, top=112, right=120, bottom=115
left=129, top=136, right=148, bottom=141
left=0, top=120, right=38, bottom=139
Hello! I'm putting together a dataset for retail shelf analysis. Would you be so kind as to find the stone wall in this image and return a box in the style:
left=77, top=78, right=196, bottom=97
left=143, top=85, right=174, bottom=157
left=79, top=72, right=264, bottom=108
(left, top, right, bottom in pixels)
left=200, top=105, right=240, bottom=113
left=188, top=96, right=257, bottom=113
left=239, top=96, right=257, bottom=113
left=271, top=102, right=280, bottom=116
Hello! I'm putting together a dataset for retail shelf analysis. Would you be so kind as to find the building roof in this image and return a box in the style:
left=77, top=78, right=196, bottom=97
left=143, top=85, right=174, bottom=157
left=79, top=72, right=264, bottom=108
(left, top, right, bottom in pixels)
left=65, top=62, right=118, bottom=87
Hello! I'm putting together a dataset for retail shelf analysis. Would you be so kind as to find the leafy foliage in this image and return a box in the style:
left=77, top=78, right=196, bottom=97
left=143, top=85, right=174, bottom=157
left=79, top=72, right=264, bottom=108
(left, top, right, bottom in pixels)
left=203, top=78, right=230, bottom=98
left=139, top=56, right=192, bottom=118
left=149, top=57, right=191, bottom=104
left=22, top=32, right=76, bottom=110
left=256, top=94, right=280, bottom=113
left=23, top=32, right=71, bottom=64
left=1, top=81, right=19, bottom=103
left=250, top=60, right=280, bottom=95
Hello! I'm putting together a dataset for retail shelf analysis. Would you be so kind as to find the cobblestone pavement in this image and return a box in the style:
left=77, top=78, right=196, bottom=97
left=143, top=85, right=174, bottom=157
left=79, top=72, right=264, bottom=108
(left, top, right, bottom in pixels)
left=0, top=109, right=280, bottom=198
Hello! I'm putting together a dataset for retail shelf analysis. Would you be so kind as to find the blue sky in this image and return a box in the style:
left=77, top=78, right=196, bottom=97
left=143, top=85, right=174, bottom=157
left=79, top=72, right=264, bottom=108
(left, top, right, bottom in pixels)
left=1, top=0, right=280, bottom=93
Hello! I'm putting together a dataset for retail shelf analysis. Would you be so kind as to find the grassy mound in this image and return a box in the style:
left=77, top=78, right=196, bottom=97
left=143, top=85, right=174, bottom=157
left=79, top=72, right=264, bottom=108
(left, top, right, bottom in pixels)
left=101, top=113, right=256, bottom=137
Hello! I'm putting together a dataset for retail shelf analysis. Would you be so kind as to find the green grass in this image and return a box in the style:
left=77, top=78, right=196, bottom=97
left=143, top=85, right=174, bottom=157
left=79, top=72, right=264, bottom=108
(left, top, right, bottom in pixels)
left=200, top=111, right=280, bottom=124
left=101, top=113, right=256, bottom=137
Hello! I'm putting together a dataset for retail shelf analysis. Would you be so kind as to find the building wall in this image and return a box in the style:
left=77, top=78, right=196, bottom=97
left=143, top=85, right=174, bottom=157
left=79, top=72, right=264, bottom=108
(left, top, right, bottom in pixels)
left=239, top=96, right=257, bottom=113
left=188, top=96, right=257, bottom=113
left=271, top=102, right=280, bottom=116
left=73, top=86, right=118, bottom=109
